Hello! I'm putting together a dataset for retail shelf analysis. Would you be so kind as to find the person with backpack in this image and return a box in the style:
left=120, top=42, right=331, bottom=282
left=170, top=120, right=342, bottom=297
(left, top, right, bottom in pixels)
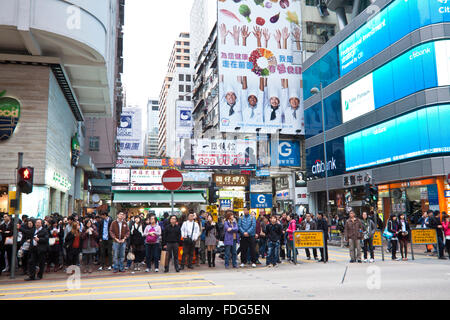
left=143, top=215, right=162, bottom=272
left=387, top=215, right=401, bottom=261
left=361, top=211, right=376, bottom=263
left=130, top=216, right=145, bottom=272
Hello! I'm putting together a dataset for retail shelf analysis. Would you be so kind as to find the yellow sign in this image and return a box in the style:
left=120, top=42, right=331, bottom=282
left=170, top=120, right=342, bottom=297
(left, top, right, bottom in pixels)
left=372, top=231, right=382, bottom=247
left=7, top=191, right=21, bottom=215
left=294, top=231, right=324, bottom=248
left=207, top=205, right=218, bottom=222
left=411, top=229, right=437, bottom=245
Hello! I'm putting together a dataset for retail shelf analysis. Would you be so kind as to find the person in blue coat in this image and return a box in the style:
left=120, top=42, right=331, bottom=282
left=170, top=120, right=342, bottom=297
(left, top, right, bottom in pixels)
left=238, top=208, right=257, bottom=268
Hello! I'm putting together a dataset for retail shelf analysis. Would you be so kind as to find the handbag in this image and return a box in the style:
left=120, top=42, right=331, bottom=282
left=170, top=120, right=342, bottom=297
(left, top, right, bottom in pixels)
left=5, top=236, right=13, bottom=245
left=183, top=222, right=196, bottom=245
left=127, top=249, right=135, bottom=261
left=382, top=226, right=393, bottom=240
left=160, top=250, right=168, bottom=268
left=146, top=227, right=158, bottom=243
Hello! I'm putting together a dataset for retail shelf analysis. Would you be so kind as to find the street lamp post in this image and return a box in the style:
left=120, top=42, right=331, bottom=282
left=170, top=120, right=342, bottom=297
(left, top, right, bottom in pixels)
left=311, top=83, right=331, bottom=222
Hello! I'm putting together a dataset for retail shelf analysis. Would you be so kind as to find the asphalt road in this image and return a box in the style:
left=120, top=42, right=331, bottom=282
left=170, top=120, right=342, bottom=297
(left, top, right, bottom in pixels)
left=0, top=246, right=449, bottom=300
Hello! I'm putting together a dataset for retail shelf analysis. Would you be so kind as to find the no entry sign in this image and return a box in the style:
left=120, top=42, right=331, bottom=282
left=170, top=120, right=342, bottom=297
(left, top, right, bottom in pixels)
left=162, top=169, right=183, bottom=191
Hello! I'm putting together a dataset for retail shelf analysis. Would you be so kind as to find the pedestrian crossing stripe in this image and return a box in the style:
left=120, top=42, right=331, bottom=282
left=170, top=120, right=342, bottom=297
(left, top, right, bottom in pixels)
left=106, top=291, right=236, bottom=300
left=0, top=285, right=225, bottom=300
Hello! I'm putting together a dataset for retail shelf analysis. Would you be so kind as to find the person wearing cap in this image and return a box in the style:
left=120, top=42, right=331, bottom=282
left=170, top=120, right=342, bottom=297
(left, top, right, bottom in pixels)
left=240, top=76, right=264, bottom=126
left=281, top=78, right=304, bottom=134
left=219, top=75, right=242, bottom=127
left=263, top=79, right=283, bottom=127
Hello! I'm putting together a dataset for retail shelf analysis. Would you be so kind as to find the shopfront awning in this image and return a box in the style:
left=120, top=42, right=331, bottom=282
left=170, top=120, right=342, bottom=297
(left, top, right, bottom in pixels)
left=113, top=191, right=206, bottom=204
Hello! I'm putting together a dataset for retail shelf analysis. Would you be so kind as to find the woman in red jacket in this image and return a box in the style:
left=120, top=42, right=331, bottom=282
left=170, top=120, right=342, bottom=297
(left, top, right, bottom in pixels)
left=286, top=214, right=296, bottom=263
left=442, top=214, right=450, bottom=259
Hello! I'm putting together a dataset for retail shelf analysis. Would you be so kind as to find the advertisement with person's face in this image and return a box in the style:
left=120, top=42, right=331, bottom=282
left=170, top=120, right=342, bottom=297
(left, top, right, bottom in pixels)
left=218, top=0, right=304, bottom=135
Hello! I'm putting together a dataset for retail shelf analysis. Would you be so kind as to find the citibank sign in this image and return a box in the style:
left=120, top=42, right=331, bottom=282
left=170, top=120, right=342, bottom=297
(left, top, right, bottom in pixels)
left=312, top=158, right=336, bottom=175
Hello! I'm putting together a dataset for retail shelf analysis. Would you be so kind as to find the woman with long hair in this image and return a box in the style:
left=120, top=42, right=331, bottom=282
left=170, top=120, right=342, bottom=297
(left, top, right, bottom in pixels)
left=398, top=213, right=411, bottom=261
left=205, top=213, right=219, bottom=267
left=143, top=215, right=162, bottom=272
left=130, top=216, right=145, bottom=271
left=65, top=221, right=81, bottom=267
left=47, top=220, right=62, bottom=272
left=18, top=219, right=35, bottom=275
left=387, top=215, right=400, bottom=261
left=223, top=211, right=239, bottom=269
left=81, top=219, right=98, bottom=273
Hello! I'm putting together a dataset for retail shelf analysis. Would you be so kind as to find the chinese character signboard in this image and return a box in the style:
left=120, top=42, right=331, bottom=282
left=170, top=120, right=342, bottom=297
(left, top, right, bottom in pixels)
left=130, top=170, right=166, bottom=184
left=250, top=179, right=272, bottom=193
left=182, top=139, right=257, bottom=170
left=294, top=231, right=324, bottom=249
left=220, top=199, right=232, bottom=209
left=214, top=174, right=249, bottom=187
left=116, top=158, right=182, bottom=169
left=217, top=0, right=304, bottom=135
left=112, top=169, right=130, bottom=184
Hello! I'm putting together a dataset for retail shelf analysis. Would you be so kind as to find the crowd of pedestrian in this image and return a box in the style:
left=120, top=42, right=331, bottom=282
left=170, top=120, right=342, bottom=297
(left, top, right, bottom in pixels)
left=0, top=208, right=449, bottom=281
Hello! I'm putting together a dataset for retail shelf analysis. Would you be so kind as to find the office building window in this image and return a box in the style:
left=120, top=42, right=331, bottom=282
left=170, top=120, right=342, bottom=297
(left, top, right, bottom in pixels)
left=179, top=74, right=184, bottom=81
left=186, top=85, right=191, bottom=92
left=179, top=85, right=184, bottom=92
left=184, top=64, right=190, bottom=68
left=89, top=136, right=100, bottom=151
left=186, top=96, right=191, bottom=101
left=186, top=75, right=191, bottom=81
left=184, top=49, right=190, bottom=53
left=176, top=63, right=181, bottom=67
left=179, top=95, right=184, bottom=101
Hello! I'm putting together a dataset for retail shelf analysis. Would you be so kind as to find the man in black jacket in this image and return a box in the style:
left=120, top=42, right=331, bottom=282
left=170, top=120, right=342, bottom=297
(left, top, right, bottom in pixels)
left=97, top=212, right=113, bottom=270
left=316, top=213, right=328, bottom=262
left=162, top=215, right=181, bottom=273
left=428, top=211, right=445, bottom=259
left=25, top=219, right=49, bottom=281
left=265, top=215, right=283, bottom=267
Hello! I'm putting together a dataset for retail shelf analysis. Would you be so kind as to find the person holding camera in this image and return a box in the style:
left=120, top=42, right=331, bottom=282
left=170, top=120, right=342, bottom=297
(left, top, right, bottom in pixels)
left=361, top=211, right=376, bottom=263
left=180, top=212, right=200, bottom=270
left=398, top=213, right=411, bottom=261
left=81, top=219, right=99, bottom=273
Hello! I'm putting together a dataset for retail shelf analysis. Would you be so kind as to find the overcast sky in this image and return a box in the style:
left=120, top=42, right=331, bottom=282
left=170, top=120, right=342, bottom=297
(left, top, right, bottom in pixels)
left=122, top=0, right=217, bottom=110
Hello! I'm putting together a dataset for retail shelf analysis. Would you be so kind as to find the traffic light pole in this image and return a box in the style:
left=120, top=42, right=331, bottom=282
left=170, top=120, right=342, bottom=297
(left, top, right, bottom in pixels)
left=10, top=152, right=23, bottom=279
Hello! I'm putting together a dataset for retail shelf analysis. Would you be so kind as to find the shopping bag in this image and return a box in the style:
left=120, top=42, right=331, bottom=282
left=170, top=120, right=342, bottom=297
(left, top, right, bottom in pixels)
left=160, top=250, right=168, bottom=268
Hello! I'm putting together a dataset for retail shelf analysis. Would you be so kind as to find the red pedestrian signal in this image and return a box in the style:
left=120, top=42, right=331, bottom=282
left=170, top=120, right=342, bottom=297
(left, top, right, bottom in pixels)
left=18, top=167, right=34, bottom=194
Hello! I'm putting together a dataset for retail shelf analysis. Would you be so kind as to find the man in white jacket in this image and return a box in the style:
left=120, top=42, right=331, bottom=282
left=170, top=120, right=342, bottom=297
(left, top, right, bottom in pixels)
left=180, top=211, right=200, bottom=270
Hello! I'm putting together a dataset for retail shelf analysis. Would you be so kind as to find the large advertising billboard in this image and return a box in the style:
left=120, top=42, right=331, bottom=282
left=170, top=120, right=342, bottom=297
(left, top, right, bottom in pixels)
left=217, top=0, right=304, bottom=135
left=117, top=108, right=143, bottom=156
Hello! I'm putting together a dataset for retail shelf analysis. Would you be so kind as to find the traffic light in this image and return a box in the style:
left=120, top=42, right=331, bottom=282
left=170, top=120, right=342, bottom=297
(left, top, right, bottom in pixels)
left=369, top=185, right=378, bottom=205
left=364, top=183, right=371, bottom=203
left=208, top=185, right=219, bottom=204
left=18, top=167, right=34, bottom=194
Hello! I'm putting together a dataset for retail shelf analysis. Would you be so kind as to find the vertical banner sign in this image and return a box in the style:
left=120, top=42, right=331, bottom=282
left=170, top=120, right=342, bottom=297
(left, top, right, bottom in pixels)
left=217, top=0, right=304, bottom=134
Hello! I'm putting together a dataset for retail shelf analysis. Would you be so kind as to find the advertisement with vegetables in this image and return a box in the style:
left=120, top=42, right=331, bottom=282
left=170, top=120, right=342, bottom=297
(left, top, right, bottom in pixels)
left=218, top=0, right=304, bottom=135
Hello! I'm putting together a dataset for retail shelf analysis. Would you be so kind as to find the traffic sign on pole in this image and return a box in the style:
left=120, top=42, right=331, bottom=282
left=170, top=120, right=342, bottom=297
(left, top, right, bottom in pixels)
left=162, top=170, right=183, bottom=216
left=161, top=169, right=184, bottom=191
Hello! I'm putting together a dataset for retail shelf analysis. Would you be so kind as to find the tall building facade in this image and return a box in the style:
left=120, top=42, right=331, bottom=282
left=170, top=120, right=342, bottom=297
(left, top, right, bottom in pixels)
left=304, top=0, right=450, bottom=221
left=0, top=0, right=124, bottom=217
left=146, top=99, right=159, bottom=157
left=158, top=33, right=191, bottom=157
left=190, top=2, right=340, bottom=215
left=190, top=0, right=209, bottom=65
